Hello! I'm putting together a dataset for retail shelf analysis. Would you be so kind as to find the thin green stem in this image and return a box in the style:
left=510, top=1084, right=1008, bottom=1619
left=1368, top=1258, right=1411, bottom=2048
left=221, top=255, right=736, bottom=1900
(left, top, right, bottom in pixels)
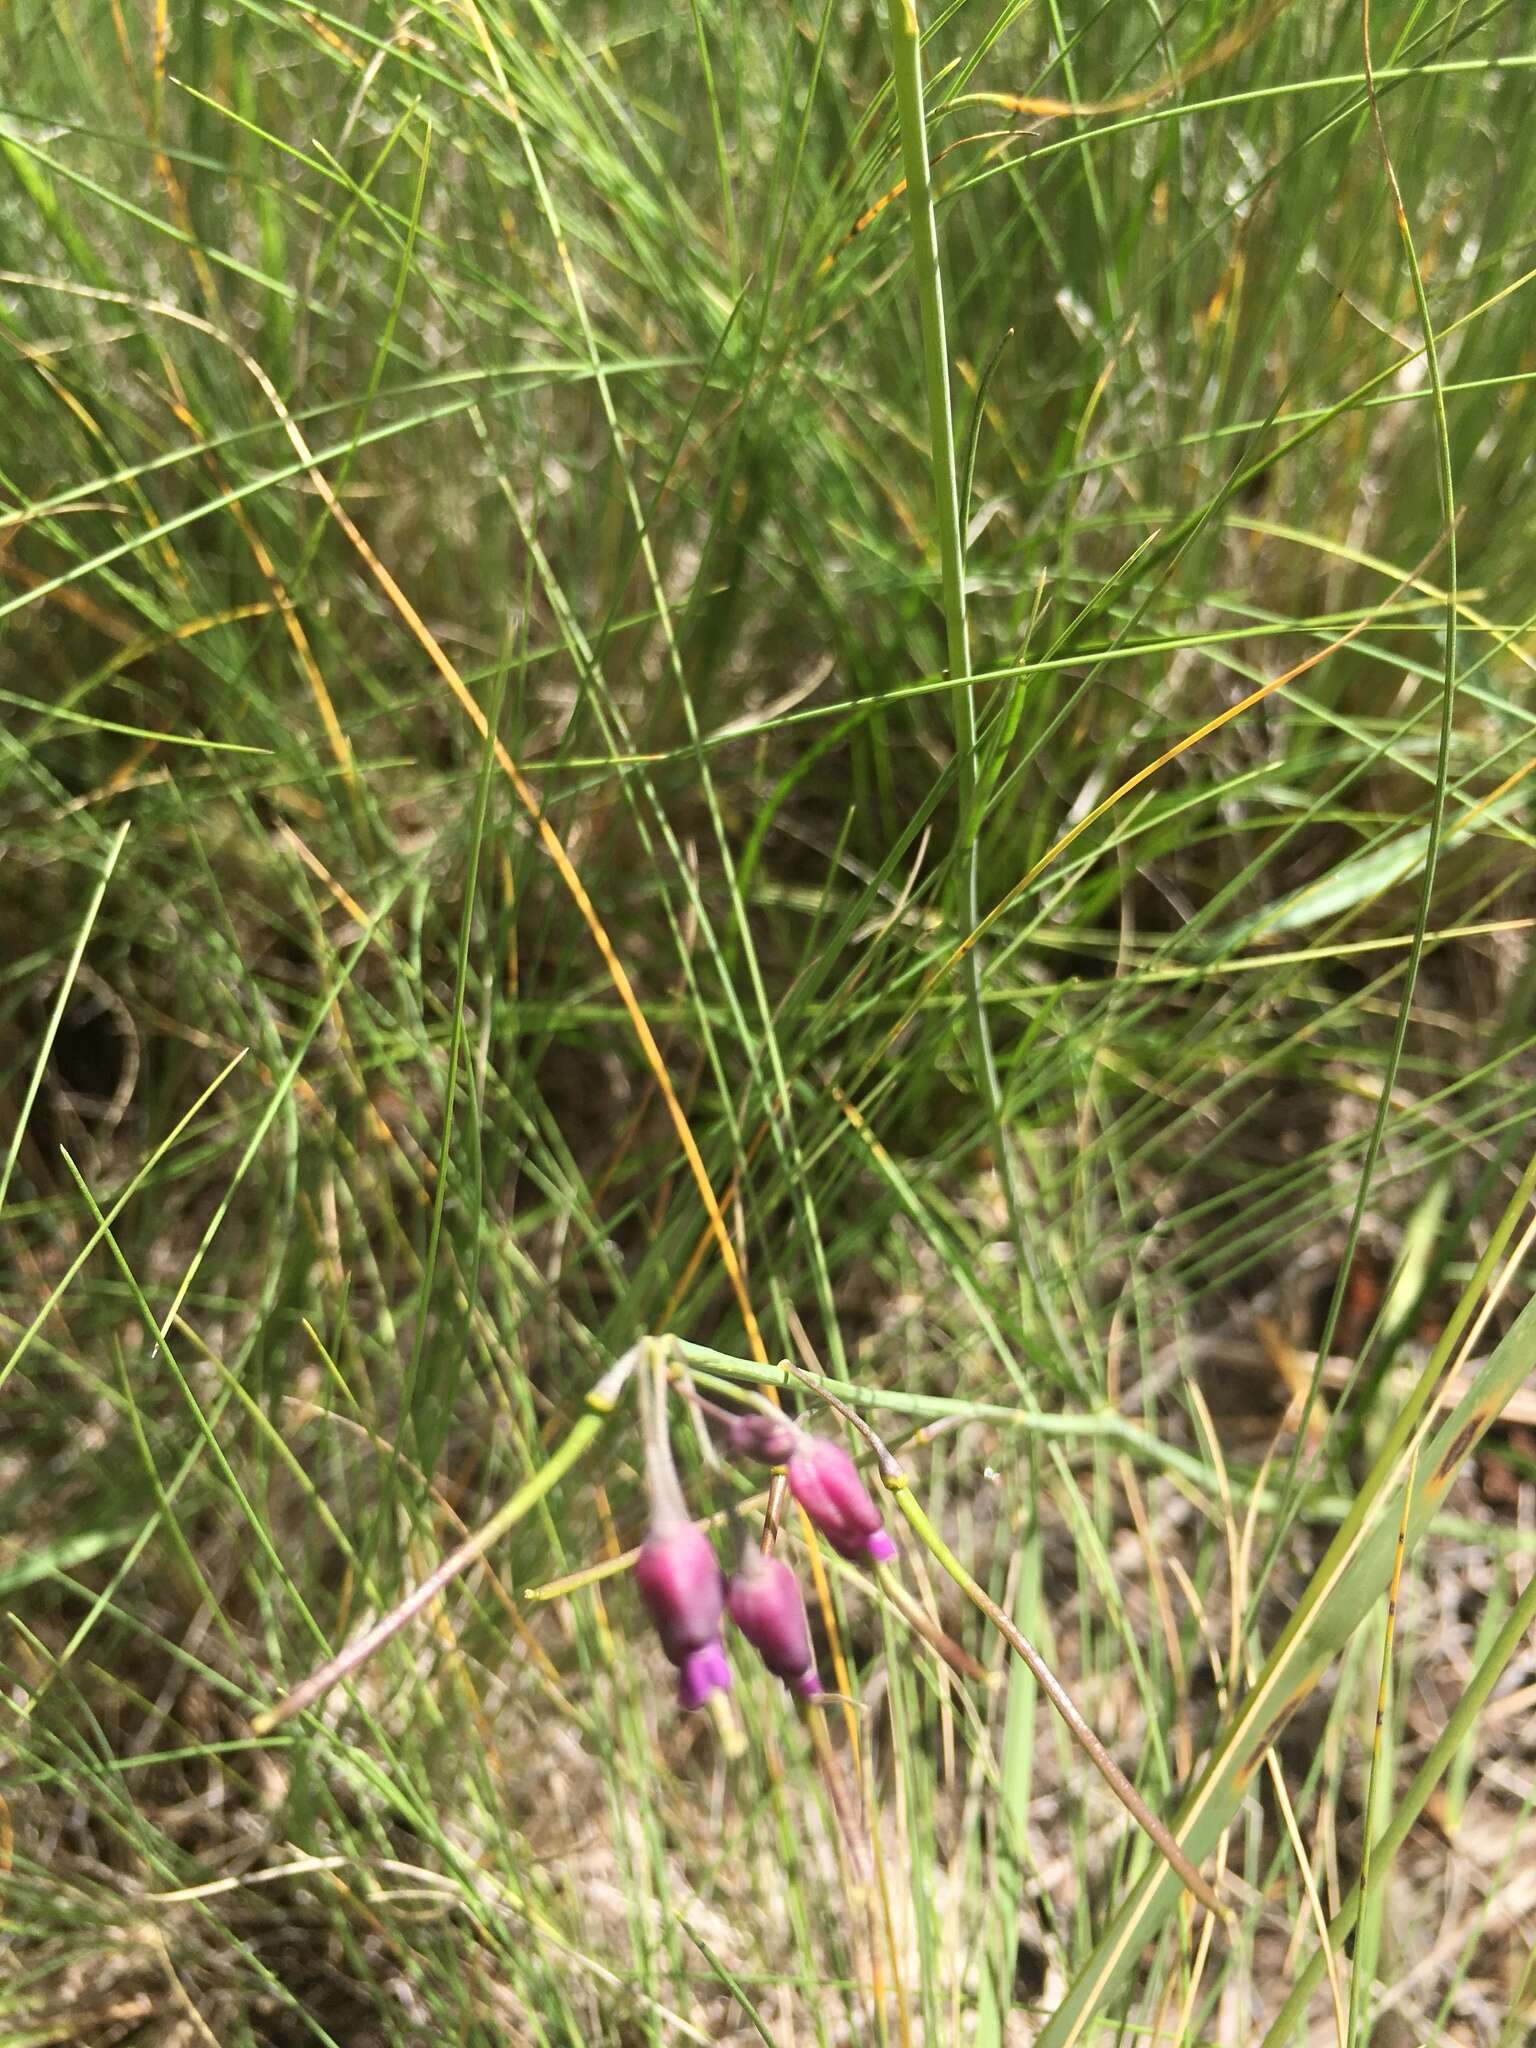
left=768, top=1354, right=1228, bottom=1918
left=882, top=0, right=1077, bottom=1371
left=1261, top=1556, right=1536, bottom=2048
left=674, top=1339, right=1252, bottom=1494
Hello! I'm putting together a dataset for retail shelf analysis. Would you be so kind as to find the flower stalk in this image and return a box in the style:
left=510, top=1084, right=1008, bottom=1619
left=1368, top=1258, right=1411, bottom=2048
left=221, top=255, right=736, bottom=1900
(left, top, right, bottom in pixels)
left=770, top=1351, right=1229, bottom=1920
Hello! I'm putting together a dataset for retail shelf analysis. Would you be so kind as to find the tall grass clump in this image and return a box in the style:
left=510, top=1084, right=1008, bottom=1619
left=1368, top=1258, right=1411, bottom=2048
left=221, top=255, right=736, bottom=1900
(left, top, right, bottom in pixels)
left=5, top=0, right=1536, bottom=2041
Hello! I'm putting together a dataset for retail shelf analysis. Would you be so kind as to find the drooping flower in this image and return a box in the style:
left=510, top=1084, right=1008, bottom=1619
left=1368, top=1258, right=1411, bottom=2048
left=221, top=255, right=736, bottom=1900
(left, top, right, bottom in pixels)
left=635, top=1362, right=731, bottom=1710
left=722, top=1410, right=799, bottom=1465
left=727, top=1539, right=822, bottom=1698
left=784, top=1434, right=897, bottom=1564
left=722, top=1407, right=898, bottom=1566
left=635, top=1521, right=728, bottom=1674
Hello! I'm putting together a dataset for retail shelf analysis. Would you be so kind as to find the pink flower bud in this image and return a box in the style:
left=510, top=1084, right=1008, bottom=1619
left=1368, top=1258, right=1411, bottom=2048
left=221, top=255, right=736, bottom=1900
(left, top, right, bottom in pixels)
left=635, top=1361, right=731, bottom=1709
left=727, top=1543, right=822, bottom=1698
left=786, top=1434, right=897, bottom=1564
left=677, top=1641, right=732, bottom=1711
left=723, top=1411, right=800, bottom=1465
left=635, top=1522, right=725, bottom=1659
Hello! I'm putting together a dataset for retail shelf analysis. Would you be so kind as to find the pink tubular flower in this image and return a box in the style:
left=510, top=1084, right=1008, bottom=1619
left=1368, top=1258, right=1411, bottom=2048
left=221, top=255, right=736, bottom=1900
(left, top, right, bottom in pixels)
left=676, top=1640, right=732, bottom=1710
left=636, top=1368, right=731, bottom=1710
left=727, top=1542, right=822, bottom=1698
left=635, top=1522, right=727, bottom=1670
left=723, top=1410, right=799, bottom=1465
left=785, top=1434, right=897, bottom=1564
left=722, top=1406, right=898, bottom=1564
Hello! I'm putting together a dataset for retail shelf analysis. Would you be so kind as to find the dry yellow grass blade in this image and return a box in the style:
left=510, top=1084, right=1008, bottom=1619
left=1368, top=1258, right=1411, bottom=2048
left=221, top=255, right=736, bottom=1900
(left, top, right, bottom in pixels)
left=854, top=535, right=1450, bottom=1100
left=822, top=0, right=1294, bottom=271
left=1, top=268, right=766, bottom=1365
left=289, top=486, right=766, bottom=1360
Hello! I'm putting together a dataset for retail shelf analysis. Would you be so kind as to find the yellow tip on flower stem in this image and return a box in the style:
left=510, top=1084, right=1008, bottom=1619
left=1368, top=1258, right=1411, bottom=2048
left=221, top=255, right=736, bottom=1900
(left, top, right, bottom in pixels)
left=707, top=1688, right=748, bottom=1760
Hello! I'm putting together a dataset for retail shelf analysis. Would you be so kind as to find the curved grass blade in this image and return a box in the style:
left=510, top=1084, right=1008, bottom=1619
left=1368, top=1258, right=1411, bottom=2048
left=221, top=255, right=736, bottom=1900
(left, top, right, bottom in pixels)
left=1261, top=1551, right=1536, bottom=2047
left=1035, top=1175, right=1536, bottom=2048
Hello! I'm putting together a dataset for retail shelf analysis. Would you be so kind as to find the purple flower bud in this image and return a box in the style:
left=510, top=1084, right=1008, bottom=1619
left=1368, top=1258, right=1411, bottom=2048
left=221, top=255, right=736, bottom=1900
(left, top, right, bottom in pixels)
left=722, top=1410, right=800, bottom=1465
left=635, top=1523, right=732, bottom=1709
left=727, top=1543, right=822, bottom=1698
left=635, top=1522, right=727, bottom=1666
left=636, top=1364, right=731, bottom=1709
left=677, top=1640, right=733, bottom=1710
left=786, top=1434, right=897, bottom=1564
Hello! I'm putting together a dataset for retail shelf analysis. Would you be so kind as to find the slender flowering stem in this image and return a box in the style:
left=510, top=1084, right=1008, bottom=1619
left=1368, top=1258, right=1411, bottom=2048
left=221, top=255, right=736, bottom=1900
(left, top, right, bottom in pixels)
left=684, top=1337, right=1227, bottom=1910
left=873, top=1564, right=993, bottom=1687
left=671, top=1340, right=1224, bottom=1494
left=251, top=1348, right=640, bottom=1734
left=772, top=1358, right=1229, bottom=1920
left=639, top=1337, right=691, bottom=1529
left=883, top=1467, right=1228, bottom=1920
